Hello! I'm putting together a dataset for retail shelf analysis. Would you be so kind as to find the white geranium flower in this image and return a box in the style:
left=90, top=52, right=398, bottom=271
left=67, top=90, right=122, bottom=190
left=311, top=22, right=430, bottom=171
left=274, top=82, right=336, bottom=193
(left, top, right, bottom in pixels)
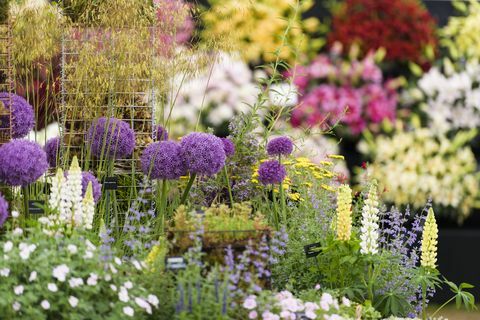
left=69, top=296, right=79, bottom=308
left=123, top=306, right=134, bottom=317
left=0, top=268, right=10, bottom=277
left=14, top=285, right=24, bottom=295
left=41, top=300, right=50, bottom=310
left=48, top=283, right=58, bottom=292
left=123, top=281, right=133, bottom=289
left=147, top=294, right=159, bottom=307
left=19, top=243, right=37, bottom=260
left=104, top=274, right=112, bottom=281
left=85, top=239, right=96, bottom=251
left=135, top=297, right=152, bottom=314
left=3, top=241, right=13, bottom=252
left=119, top=287, right=129, bottom=303
left=11, top=210, right=19, bottom=218
left=110, top=284, right=117, bottom=292
left=68, top=277, right=84, bottom=288
left=52, top=264, right=69, bottom=282
left=109, top=264, right=118, bottom=274
left=114, top=257, right=122, bottom=265
left=87, top=273, right=98, bottom=286
left=83, top=250, right=94, bottom=259
left=13, top=228, right=23, bottom=236
left=67, top=244, right=78, bottom=254
left=132, top=260, right=142, bottom=270
left=12, top=301, right=21, bottom=311
left=29, top=271, right=37, bottom=282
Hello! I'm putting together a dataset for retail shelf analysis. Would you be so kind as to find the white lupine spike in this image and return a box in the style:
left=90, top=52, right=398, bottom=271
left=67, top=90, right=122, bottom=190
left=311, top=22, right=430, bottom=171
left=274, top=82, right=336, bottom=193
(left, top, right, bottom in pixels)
left=67, top=156, right=83, bottom=226
left=82, top=182, right=95, bottom=230
left=360, top=181, right=380, bottom=255
left=49, top=168, right=65, bottom=211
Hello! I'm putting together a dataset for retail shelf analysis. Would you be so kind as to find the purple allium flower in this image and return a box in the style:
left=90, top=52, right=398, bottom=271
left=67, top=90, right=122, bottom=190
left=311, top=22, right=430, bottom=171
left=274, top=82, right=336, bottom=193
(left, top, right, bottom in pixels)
left=86, top=117, right=135, bottom=159
left=0, top=92, right=35, bottom=138
left=0, top=140, right=48, bottom=186
left=0, top=192, right=8, bottom=228
left=258, top=160, right=286, bottom=185
left=141, top=141, right=186, bottom=180
left=180, top=132, right=226, bottom=176
left=44, top=137, right=60, bottom=168
left=156, top=125, right=169, bottom=141
left=266, top=136, right=293, bottom=156
left=81, top=172, right=102, bottom=203
left=221, top=137, right=235, bottom=157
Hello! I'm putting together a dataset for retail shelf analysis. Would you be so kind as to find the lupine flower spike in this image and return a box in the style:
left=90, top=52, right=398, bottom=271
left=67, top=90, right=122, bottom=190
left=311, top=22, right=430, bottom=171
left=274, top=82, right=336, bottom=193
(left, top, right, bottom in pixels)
left=421, top=208, right=438, bottom=269
left=336, top=184, right=353, bottom=241
left=360, top=181, right=380, bottom=254
left=82, top=182, right=95, bottom=230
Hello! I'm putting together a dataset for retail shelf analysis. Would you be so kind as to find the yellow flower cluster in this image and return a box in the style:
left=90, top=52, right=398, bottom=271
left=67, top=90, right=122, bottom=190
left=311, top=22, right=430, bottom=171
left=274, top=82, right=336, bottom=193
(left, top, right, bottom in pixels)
left=421, top=208, right=438, bottom=269
left=366, top=128, right=479, bottom=222
left=252, top=156, right=340, bottom=201
left=442, top=0, right=480, bottom=60
left=201, top=0, right=322, bottom=64
left=336, top=184, right=352, bottom=241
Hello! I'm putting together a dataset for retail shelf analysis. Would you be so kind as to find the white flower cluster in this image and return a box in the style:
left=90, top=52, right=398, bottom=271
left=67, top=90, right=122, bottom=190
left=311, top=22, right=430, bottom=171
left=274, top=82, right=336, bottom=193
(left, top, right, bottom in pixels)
left=168, top=52, right=261, bottom=128
left=360, top=182, right=380, bottom=255
left=415, top=60, right=480, bottom=132
left=364, top=128, right=478, bottom=221
left=41, top=157, right=95, bottom=231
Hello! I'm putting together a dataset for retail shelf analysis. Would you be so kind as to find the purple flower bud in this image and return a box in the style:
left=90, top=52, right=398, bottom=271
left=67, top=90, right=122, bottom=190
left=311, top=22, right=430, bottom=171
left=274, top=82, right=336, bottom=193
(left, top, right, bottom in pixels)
left=156, top=125, right=169, bottom=141
left=0, top=140, right=48, bottom=186
left=44, top=137, right=60, bottom=168
left=221, top=137, right=235, bottom=157
left=86, top=117, right=135, bottom=159
left=0, top=93, right=35, bottom=139
left=180, top=132, right=226, bottom=176
left=0, top=192, right=8, bottom=228
left=141, top=141, right=186, bottom=180
left=267, top=136, right=293, bottom=156
left=258, top=160, right=286, bottom=185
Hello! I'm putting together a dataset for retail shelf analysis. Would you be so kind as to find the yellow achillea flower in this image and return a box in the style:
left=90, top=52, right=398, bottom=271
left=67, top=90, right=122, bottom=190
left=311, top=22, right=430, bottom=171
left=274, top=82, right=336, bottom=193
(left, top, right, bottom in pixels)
left=421, top=208, right=438, bottom=269
left=336, top=184, right=353, bottom=241
left=328, top=154, right=345, bottom=160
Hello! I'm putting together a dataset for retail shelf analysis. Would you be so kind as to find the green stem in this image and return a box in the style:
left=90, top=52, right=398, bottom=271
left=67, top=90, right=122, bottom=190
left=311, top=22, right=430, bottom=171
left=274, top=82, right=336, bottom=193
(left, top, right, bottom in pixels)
left=272, top=189, right=279, bottom=229
left=22, top=186, right=29, bottom=220
left=223, top=166, right=234, bottom=209
left=422, top=283, right=427, bottom=320
left=278, top=155, right=286, bottom=224
left=180, top=174, right=196, bottom=205
left=367, top=262, right=374, bottom=302
left=157, top=179, right=168, bottom=235
left=430, top=296, right=456, bottom=319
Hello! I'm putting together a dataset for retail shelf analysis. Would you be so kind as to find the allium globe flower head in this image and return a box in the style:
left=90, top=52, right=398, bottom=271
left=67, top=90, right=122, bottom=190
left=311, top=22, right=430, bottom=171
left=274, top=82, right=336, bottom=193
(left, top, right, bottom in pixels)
left=81, top=172, right=101, bottom=203
left=86, top=117, right=135, bottom=159
left=0, top=92, right=35, bottom=138
left=0, top=140, right=48, bottom=186
left=180, top=132, right=226, bottom=176
left=156, top=125, right=169, bottom=141
left=221, top=137, right=235, bottom=157
left=141, top=141, right=186, bottom=180
left=267, top=136, right=293, bottom=156
left=0, top=192, right=8, bottom=228
left=258, top=160, right=287, bottom=185
left=44, top=136, right=60, bottom=168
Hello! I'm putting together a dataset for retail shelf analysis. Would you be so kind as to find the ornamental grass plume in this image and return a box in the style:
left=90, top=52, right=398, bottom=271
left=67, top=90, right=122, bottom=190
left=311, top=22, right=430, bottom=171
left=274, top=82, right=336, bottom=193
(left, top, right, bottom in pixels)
left=421, top=208, right=438, bottom=269
left=360, top=181, right=380, bottom=255
left=0, top=140, right=48, bottom=186
left=141, top=141, right=186, bottom=180
left=0, top=93, right=35, bottom=139
left=0, top=192, right=8, bottom=228
left=336, top=184, right=353, bottom=241
left=86, top=117, right=136, bottom=159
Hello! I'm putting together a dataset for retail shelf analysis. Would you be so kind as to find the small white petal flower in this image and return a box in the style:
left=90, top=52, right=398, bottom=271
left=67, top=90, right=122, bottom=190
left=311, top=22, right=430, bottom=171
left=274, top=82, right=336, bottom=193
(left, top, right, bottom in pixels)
left=0, top=268, right=10, bottom=277
left=148, top=294, right=159, bottom=307
left=69, top=296, right=79, bottom=308
left=114, top=257, right=122, bottom=265
left=68, top=277, right=84, bottom=288
left=29, top=271, right=37, bottom=282
left=123, top=306, right=134, bottom=317
left=85, top=239, right=96, bottom=251
left=41, top=300, right=50, bottom=310
left=12, top=228, right=23, bottom=236
left=110, top=284, right=117, bottom=292
left=12, top=301, right=21, bottom=311
left=123, top=281, right=133, bottom=289
left=52, top=264, right=70, bottom=282
left=48, top=283, right=58, bottom=292
left=11, top=210, right=19, bottom=218
left=132, top=260, right=142, bottom=270
left=67, top=244, right=78, bottom=254
left=3, top=241, right=13, bottom=252
left=14, top=285, right=24, bottom=295
left=87, top=273, right=98, bottom=286
left=119, top=287, right=129, bottom=302
left=83, top=250, right=94, bottom=259
left=104, top=274, right=112, bottom=281
left=135, top=297, right=152, bottom=314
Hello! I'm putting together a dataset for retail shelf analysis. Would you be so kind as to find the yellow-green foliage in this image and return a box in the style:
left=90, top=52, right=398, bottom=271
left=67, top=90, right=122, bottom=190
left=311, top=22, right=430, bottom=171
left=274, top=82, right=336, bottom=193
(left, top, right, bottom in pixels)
left=201, top=0, right=322, bottom=64
left=441, top=0, right=480, bottom=61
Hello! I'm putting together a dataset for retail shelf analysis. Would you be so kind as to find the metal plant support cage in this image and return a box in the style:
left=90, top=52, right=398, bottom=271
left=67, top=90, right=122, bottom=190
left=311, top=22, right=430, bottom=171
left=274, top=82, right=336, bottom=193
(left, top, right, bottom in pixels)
left=0, top=21, right=13, bottom=145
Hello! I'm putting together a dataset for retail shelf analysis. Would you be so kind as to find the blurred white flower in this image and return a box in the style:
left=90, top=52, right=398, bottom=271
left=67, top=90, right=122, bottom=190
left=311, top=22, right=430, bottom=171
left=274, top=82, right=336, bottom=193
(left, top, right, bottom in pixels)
left=87, top=273, right=98, bottom=286
left=135, top=297, right=152, bottom=314
left=119, top=287, right=129, bottom=303
left=11, top=211, right=19, bottom=218
left=12, top=301, right=21, bottom=312
left=123, top=306, right=134, bottom=317
left=67, top=244, right=78, bottom=254
left=52, top=264, right=69, bottom=282
left=148, top=294, right=159, bottom=307
left=14, top=285, right=24, bottom=295
left=69, top=296, right=79, bottom=308
left=47, top=283, right=58, bottom=292
left=3, top=241, right=13, bottom=252
left=12, top=228, right=23, bottom=236
left=29, top=271, right=37, bottom=282
left=269, top=82, right=298, bottom=108
left=40, top=300, right=50, bottom=310
left=68, top=277, right=84, bottom=288
left=0, top=268, right=10, bottom=277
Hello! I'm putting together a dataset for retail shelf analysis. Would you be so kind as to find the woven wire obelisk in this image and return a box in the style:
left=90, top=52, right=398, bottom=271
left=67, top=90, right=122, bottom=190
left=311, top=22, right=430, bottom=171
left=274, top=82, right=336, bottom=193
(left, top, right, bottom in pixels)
left=0, top=21, right=13, bottom=145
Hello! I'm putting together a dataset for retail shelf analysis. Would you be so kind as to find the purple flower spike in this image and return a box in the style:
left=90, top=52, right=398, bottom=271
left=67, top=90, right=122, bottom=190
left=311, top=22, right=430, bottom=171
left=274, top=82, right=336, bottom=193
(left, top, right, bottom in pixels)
left=267, top=136, right=293, bottom=156
left=221, top=137, right=235, bottom=157
left=180, top=132, right=226, bottom=176
left=44, top=137, right=61, bottom=168
left=82, top=172, right=102, bottom=203
left=0, top=140, right=48, bottom=186
left=0, top=192, right=8, bottom=228
left=141, top=141, right=186, bottom=180
left=258, top=160, right=286, bottom=185
left=156, top=125, right=169, bottom=141
left=86, top=117, right=135, bottom=159
left=0, top=92, right=35, bottom=139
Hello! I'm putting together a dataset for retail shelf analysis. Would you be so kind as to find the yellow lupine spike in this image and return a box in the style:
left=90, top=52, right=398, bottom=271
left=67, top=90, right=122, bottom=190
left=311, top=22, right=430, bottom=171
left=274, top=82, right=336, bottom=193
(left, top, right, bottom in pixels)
left=336, top=184, right=353, bottom=241
left=421, top=208, right=438, bottom=269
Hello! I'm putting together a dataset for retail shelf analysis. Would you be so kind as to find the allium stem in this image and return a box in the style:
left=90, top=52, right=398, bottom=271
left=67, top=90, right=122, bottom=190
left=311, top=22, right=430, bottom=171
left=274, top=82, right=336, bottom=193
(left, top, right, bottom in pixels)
left=22, top=186, right=29, bottom=218
left=156, top=179, right=168, bottom=235
left=223, top=166, right=234, bottom=208
left=180, top=173, right=196, bottom=205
